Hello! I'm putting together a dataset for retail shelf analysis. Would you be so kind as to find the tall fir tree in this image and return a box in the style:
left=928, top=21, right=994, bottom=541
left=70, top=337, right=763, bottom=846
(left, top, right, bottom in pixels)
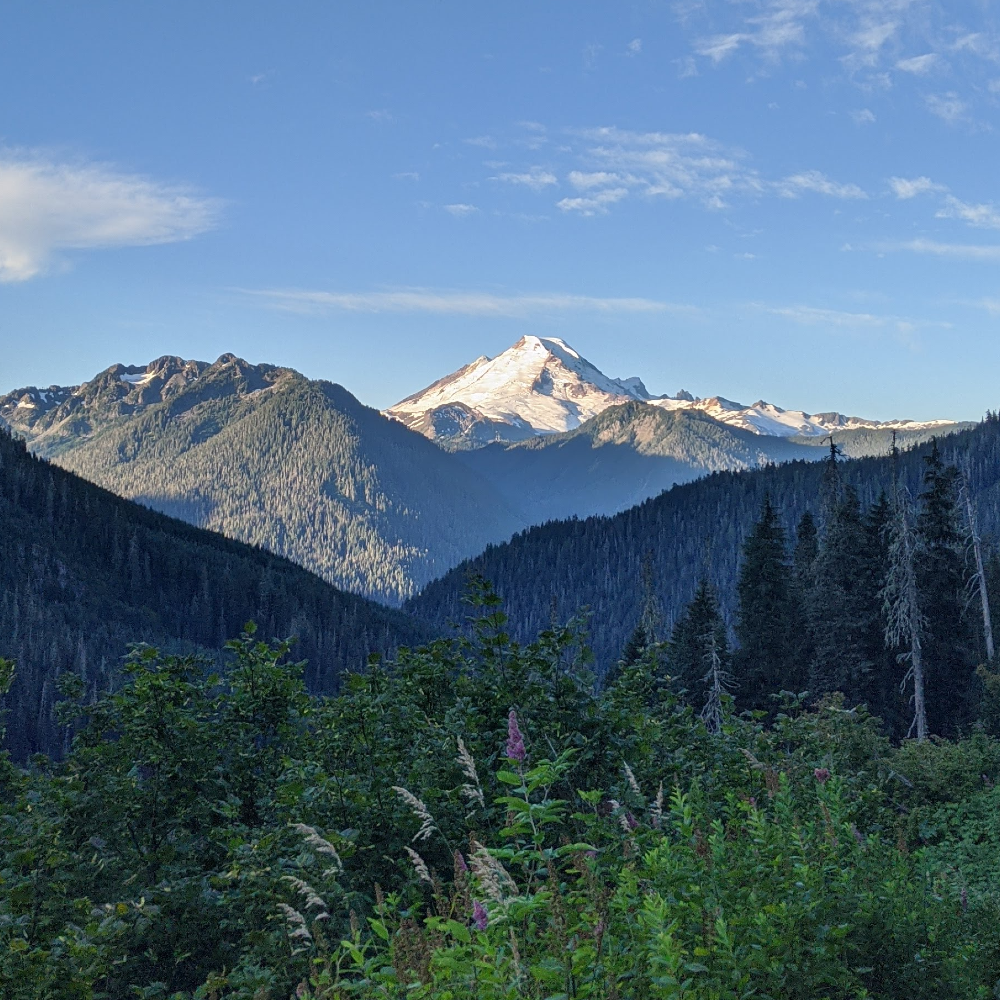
left=916, top=441, right=976, bottom=735
left=669, top=578, right=730, bottom=703
left=862, top=492, right=908, bottom=734
left=734, top=495, right=800, bottom=708
left=792, top=511, right=819, bottom=687
left=809, top=487, right=876, bottom=701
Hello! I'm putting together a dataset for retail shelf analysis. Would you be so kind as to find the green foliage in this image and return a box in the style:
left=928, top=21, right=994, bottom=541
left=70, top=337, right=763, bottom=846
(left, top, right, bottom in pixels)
left=1, top=593, right=998, bottom=998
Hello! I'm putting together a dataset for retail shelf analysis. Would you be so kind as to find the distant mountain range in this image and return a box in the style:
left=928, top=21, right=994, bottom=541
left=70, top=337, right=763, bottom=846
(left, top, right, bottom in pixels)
left=385, top=335, right=958, bottom=449
left=1, top=338, right=968, bottom=603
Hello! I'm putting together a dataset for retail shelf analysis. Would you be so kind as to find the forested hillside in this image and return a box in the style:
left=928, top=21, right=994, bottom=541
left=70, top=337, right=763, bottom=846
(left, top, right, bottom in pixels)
left=1, top=355, right=525, bottom=603
left=455, top=401, right=951, bottom=523
left=0, top=427, right=430, bottom=759
left=411, top=419, right=998, bottom=685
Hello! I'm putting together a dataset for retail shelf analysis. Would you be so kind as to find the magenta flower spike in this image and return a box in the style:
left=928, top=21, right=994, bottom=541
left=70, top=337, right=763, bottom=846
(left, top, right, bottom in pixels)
left=814, top=767, right=830, bottom=784
left=506, top=708, right=526, bottom=762
left=472, top=899, right=489, bottom=931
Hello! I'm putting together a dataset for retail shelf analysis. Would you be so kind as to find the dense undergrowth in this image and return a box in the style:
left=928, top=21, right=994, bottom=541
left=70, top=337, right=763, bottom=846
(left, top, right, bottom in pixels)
left=1, top=589, right=999, bottom=998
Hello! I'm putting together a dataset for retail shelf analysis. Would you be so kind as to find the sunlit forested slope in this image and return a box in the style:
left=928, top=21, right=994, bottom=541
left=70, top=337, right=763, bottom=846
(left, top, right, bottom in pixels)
left=1, top=355, right=525, bottom=603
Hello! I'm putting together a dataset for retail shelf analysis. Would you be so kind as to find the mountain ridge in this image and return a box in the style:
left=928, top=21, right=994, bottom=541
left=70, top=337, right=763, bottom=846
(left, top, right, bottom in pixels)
left=384, top=334, right=959, bottom=450
left=1, top=354, right=526, bottom=604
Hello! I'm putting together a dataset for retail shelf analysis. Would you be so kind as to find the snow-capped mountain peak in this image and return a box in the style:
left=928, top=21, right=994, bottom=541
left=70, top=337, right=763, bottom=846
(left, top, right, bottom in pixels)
left=386, top=335, right=650, bottom=440
left=385, top=335, right=959, bottom=449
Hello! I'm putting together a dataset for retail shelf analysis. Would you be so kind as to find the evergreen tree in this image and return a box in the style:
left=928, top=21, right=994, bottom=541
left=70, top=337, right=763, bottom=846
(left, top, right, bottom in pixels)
left=809, top=487, right=875, bottom=701
left=614, top=554, right=664, bottom=678
left=792, top=511, right=819, bottom=686
left=668, top=579, right=730, bottom=704
left=917, top=441, right=976, bottom=734
left=862, top=493, right=907, bottom=733
left=734, top=496, right=799, bottom=707
left=883, top=478, right=928, bottom=741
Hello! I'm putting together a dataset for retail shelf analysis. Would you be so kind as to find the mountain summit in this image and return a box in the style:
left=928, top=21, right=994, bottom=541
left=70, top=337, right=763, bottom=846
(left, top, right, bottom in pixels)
left=385, top=335, right=957, bottom=449
left=385, top=335, right=652, bottom=448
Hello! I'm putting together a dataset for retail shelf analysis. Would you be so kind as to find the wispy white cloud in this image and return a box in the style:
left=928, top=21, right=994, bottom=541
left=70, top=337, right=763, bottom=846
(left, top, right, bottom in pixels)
left=568, top=170, right=622, bottom=190
left=443, top=203, right=478, bottom=217
left=851, top=108, right=877, bottom=124
left=882, top=238, right=1000, bottom=261
left=775, top=170, right=867, bottom=199
left=761, top=302, right=946, bottom=343
left=925, top=92, right=968, bottom=124
left=936, top=195, right=1000, bottom=229
left=557, top=188, right=630, bottom=216
left=845, top=20, right=897, bottom=69
left=0, top=152, right=220, bottom=282
left=888, top=176, right=944, bottom=199
left=696, top=33, right=745, bottom=63
left=896, top=52, right=939, bottom=74
left=463, top=125, right=867, bottom=218
left=569, top=127, right=757, bottom=208
left=626, top=38, right=643, bottom=56
left=241, top=287, right=682, bottom=317
left=694, top=0, right=816, bottom=64
left=766, top=304, right=895, bottom=328
left=494, top=167, right=558, bottom=191
left=464, top=135, right=498, bottom=150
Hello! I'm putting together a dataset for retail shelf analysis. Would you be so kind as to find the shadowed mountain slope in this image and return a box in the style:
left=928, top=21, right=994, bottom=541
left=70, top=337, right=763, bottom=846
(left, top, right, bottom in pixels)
left=408, top=419, right=993, bottom=673
left=0, top=426, right=432, bottom=759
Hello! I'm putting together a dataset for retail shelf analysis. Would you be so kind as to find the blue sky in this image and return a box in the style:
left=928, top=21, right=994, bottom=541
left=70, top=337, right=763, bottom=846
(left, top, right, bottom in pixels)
left=2, top=1, right=999, bottom=421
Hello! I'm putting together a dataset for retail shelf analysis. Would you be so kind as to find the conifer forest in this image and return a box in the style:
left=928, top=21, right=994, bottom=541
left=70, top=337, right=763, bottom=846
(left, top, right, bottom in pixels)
left=7, top=4, right=1000, bottom=995
left=4, top=419, right=1000, bottom=997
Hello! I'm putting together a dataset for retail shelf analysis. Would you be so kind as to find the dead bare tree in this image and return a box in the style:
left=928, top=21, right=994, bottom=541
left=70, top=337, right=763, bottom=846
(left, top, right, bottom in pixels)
left=882, top=472, right=928, bottom=741
left=959, top=464, right=994, bottom=663
left=700, top=626, right=733, bottom=736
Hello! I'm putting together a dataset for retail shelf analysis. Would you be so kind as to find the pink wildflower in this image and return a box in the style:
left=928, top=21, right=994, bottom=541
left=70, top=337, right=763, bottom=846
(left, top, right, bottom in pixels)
left=506, top=709, right=526, bottom=762
left=814, top=767, right=830, bottom=784
left=454, top=850, right=469, bottom=873
left=472, top=899, right=489, bottom=931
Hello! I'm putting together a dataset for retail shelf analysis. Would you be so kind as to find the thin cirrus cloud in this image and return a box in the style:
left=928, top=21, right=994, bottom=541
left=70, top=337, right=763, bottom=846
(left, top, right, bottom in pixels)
left=924, top=92, right=968, bottom=124
left=882, top=238, right=1000, bottom=261
left=896, top=53, right=939, bottom=74
left=241, top=287, right=682, bottom=318
left=493, top=168, right=558, bottom=191
left=888, top=176, right=945, bottom=199
left=476, top=126, right=867, bottom=216
left=936, top=195, right=1000, bottom=230
left=774, top=170, right=867, bottom=199
left=762, top=303, right=925, bottom=332
left=0, top=152, right=220, bottom=282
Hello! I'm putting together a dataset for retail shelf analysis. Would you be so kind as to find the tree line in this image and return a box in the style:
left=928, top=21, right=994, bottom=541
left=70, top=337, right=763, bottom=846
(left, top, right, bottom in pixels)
left=628, top=438, right=998, bottom=741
